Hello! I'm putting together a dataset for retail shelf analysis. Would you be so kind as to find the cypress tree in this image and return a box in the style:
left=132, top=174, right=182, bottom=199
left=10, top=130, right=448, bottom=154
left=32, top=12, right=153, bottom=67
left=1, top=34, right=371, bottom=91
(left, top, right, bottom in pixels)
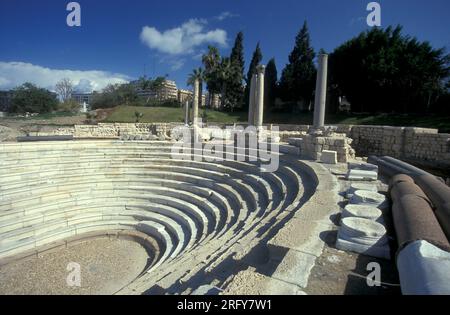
left=279, top=21, right=316, bottom=111
left=264, top=58, right=278, bottom=113
left=224, top=31, right=245, bottom=110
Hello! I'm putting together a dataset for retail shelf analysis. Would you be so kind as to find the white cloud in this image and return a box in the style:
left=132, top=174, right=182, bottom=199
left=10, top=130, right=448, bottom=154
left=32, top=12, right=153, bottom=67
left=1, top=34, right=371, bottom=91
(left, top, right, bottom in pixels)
left=215, top=11, right=239, bottom=21
left=140, top=19, right=227, bottom=55
left=0, top=61, right=131, bottom=92
left=169, top=59, right=185, bottom=71
left=74, top=79, right=95, bottom=93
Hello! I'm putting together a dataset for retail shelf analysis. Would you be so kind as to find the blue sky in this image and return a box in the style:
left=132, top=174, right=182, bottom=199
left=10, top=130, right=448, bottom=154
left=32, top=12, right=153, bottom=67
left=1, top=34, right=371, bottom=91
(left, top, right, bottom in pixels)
left=0, top=0, right=449, bottom=92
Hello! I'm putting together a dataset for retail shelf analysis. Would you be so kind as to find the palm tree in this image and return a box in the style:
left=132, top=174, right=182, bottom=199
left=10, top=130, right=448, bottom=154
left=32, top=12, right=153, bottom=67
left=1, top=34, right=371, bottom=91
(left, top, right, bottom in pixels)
left=139, top=76, right=165, bottom=105
left=202, top=46, right=221, bottom=107
left=187, top=68, right=204, bottom=107
left=139, top=76, right=152, bottom=90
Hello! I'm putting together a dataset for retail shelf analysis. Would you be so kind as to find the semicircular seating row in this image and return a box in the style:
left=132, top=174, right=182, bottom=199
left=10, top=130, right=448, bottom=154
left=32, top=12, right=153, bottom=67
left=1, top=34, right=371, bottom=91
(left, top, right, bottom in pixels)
left=0, top=140, right=315, bottom=283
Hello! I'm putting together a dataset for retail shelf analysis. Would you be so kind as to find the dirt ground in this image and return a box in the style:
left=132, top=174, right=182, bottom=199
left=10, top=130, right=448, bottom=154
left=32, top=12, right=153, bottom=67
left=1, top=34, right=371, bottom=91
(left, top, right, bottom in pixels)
left=304, top=224, right=401, bottom=295
left=0, top=238, right=151, bottom=295
left=0, top=115, right=86, bottom=141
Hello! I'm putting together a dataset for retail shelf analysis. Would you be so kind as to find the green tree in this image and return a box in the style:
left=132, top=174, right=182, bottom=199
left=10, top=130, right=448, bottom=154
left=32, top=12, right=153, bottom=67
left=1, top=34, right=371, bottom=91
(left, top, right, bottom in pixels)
left=217, top=57, right=237, bottom=111
left=91, top=83, right=138, bottom=109
left=225, top=31, right=245, bottom=110
left=117, top=83, right=138, bottom=105
left=202, top=46, right=222, bottom=107
left=279, top=21, right=316, bottom=111
left=138, top=76, right=165, bottom=104
left=329, top=25, right=450, bottom=113
left=58, top=99, right=80, bottom=112
left=10, top=83, right=58, bottom=114
left=244, top=42, right=263, bottom=109
left=264, top=58, right=278, bottom=113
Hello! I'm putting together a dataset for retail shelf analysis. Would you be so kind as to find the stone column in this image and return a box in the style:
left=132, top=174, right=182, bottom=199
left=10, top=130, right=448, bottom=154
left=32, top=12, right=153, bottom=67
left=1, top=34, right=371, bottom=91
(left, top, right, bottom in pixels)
left=192, top=79, right=200, bottom=126
left=254, top=65, right=265, bottom=128
left=184, top=100, right=190, bottom=126
left=313, top=54, right=328, bottom=129
left=248, top=73, right=257, bottom=126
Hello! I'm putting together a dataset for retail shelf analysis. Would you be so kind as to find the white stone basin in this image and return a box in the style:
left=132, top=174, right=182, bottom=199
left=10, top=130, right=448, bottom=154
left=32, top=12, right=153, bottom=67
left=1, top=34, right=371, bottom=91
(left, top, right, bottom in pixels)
left=343, top=204, right=383, bottom=221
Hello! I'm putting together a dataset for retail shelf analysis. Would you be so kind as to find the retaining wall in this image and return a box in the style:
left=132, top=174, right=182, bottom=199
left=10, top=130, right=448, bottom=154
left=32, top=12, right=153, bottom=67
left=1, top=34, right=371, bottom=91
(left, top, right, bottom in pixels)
left=22, top=122, right=450, bottom=167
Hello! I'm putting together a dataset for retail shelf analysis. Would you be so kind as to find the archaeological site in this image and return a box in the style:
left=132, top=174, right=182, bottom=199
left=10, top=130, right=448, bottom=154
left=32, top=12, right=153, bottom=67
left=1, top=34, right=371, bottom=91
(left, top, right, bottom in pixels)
left=1, top=0, right=450, bottom=299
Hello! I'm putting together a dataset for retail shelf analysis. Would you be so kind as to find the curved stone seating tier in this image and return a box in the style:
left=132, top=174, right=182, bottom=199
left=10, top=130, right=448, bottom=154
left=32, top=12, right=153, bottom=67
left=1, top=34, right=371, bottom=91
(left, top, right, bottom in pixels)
left=0, top=140, right=313, bottom=282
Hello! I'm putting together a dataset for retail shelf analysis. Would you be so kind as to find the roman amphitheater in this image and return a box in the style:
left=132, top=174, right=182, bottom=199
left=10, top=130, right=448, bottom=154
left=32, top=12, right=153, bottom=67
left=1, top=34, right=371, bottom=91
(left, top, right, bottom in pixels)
left=1, top=62, right=450, bottom=295
left=1, top=120, right=449, bottom=295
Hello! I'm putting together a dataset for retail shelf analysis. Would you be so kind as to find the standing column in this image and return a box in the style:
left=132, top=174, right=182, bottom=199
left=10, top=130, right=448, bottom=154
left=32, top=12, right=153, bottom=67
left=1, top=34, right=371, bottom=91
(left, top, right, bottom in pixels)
left=248, top=73, right=257, bottom=126
left=313, top=54, right=328, bottom=129
left=184, top=100, right=190, bottom=126
left=255, top=65, right=265, bottom=128
left=192, top=79, right=200, bottom=126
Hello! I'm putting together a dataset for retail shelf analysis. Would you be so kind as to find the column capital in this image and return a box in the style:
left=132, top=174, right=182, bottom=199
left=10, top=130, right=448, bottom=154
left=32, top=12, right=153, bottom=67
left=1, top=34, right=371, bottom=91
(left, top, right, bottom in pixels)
left=256, top=64, right=266, bottom=74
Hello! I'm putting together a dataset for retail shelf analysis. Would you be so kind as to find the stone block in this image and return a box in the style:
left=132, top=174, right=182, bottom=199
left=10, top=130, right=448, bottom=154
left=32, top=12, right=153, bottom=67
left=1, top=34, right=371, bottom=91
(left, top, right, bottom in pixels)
left=191, top=285, right=222, bottom=295
left=346, top=169, right=378, bottom=181
left=320, top=150, right=337, bottom=164
left=269, top=249, right=317, bottom=288
left=287, top=138, right=303, bottom=147
left=348, top=162, right=378, bottom=172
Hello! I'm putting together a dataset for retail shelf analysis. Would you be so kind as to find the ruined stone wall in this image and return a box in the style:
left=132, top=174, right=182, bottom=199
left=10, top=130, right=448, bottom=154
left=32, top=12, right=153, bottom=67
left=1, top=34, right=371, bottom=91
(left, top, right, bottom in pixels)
left=290, top=134, right=355, bottom=163
left=348, top=126, right=450, bottom=167
left=276, top=124, right=450, bottom=166
left=349, top=126, right=404, bottom=157
left=35, top=123, right=183, bottom=139
left=30, top=122, right=450, bottom=166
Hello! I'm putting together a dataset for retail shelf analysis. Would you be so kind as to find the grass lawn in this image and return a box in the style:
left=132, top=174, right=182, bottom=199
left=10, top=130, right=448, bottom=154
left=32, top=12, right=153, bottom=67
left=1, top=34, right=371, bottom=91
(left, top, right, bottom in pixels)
left=103, top=106, right=247, bottom=124
left=104, top=106, right=450, bottom=133
left=267, top=112, right=450, bottom=133
left=102, top=106, right=450, bottom=133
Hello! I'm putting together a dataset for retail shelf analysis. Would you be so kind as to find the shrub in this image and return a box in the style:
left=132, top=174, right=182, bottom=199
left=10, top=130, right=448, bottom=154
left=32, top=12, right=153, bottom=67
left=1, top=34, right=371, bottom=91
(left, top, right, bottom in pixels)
left=10, top=83, right=58, bottom=114
left=58, top=99, right=80, bottom=112
left=144, top=99, right=181, bottom=108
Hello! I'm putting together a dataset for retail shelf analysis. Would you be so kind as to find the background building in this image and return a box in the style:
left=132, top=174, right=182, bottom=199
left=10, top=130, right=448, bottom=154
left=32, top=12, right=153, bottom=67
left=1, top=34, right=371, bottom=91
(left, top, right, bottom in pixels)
left=71, top=92, right=93, bottom=105
left=157, top=80, right=178, bottom=101
left=178, top=89, right=193, bottom=105
left=206, top=93, right=222, bottom=109
left=131, top=79, right=179, bottom=102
